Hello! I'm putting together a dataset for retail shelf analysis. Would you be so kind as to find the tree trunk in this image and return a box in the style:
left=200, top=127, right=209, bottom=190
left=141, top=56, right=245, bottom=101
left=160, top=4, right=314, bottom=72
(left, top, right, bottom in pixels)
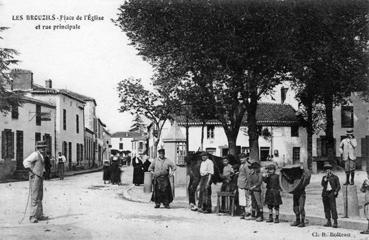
left=226, top=132, right=238, bottom=157
left=247, top=100, right=259, bottom=162
left=306, top=100, right=313, bottom=170
left=324, top=94, right=335, bottom=165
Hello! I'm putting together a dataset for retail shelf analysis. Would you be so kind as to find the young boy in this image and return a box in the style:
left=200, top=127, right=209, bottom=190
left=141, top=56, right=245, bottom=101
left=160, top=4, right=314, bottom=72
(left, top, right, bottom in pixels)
left=248, top=161, right=263, bottom=222
left=321, top=162, right=340, bottom=228
left=237, top=153, right=251, bottom=219
left=263, top=164, right=282, bottom=223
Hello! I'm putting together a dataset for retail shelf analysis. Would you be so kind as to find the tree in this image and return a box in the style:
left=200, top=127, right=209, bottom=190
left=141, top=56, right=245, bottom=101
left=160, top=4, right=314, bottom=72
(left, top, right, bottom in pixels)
left=115, top=0, right=294, bottom=160
left=130, top=113, right=145, bottom=133
left=117, top=77, right=180, bottom=156
left=290, top=0, right=369, bottom=165
left=0, top=27, right=22, bottom=113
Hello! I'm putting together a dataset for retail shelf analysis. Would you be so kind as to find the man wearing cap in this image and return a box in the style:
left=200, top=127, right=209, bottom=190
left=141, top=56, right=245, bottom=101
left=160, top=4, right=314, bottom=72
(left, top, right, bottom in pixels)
left=321, top=162, right=341, bottom=228
left=23, top=141, right=48, bottom=223
left=198, top=152, right=214, bottom=213
left=237, top=153, right=252, bottom=219
left=339, top=129, right=357, bottom=185
left=149, top=148, right=176, bottom=208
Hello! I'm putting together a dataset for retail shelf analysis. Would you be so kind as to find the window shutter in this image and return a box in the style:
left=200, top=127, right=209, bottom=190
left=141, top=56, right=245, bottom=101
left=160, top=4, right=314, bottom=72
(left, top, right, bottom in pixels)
left=1, top=130, right=6, bottom=159
left=317, top=138, right=322, bottom=157
left=362, top=138, right=368, bottom=157
left=9, top=131, right=14, bottom=159
left=333, top=138, right=336, bottom=156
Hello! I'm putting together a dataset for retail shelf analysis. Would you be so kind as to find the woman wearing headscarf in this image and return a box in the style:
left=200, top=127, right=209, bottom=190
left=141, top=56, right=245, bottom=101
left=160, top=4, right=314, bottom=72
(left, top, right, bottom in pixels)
left=132, top=153, right=145, bottom=186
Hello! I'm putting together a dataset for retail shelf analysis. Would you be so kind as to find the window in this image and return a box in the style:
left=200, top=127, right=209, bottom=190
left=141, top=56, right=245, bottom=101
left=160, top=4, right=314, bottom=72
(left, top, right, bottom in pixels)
left=260, top=147, right=270, bottom=161
left=176, top=142, right=187, bottom=165
left=63, top=109, right=67, bottom=130
left=281, top=87, right=288, bottom=104
left=35, top=132, right=41, bottom=146
left=76, top=114, right=79, bottom=133
left=292, top=147, right=301, bottom=163
left=11, top=105, right=19, bottom=119
left=120, top=138, right=122, bottom=141
left=119, top=143, right=123, bottom=150
left=207, top=125, right=215, bottom=139
left=291, top=126, right=299, bottom=137
left=36, top=105, right=41, bottom=126
left=341, top=106, right=353, bottom=128
left=138, top=142, right=143, bottom=152
left=1, top=129, right=14, bottom=159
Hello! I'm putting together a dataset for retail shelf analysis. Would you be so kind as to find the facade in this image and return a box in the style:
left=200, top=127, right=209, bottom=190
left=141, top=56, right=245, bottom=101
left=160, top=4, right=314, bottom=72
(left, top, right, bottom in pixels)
left=148, top=103, right=307, bottom=166
left=312, top=92, right=369, bottom=168
left=0, top=96, right=56, bottom=179
left=102, top=128, right=112, bottom=161
left=111, top=131, right=142, bottom=153
left=84, top=127, right=95, bottom=168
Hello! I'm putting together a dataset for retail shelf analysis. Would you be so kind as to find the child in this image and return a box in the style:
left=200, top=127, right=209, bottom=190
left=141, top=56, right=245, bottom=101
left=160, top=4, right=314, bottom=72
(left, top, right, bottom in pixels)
left=237, top=153, right=251, bottom=219
left=321, top=162, right=340, bottom=228
left=248, top=161, right=263, bottom=222
left=263, top=164, right=282, bottom=223
left=220, top=157, right=234, bottom=212
left=360, top=172, right=369, bottom=234
left=103, top=159, right=111, bottom=184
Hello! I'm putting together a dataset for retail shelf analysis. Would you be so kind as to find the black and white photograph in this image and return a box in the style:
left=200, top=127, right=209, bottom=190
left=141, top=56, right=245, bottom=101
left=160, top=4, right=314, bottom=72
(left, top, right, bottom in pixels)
left=0, top=0, right=368, bottom=239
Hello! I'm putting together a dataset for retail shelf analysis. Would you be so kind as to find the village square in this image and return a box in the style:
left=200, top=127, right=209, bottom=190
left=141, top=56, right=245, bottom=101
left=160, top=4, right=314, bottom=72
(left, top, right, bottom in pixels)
left=1, top=0, right=369, bottom=239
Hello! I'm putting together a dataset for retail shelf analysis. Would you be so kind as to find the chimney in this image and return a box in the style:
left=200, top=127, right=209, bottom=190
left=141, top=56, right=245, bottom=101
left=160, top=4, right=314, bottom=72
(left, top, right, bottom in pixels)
left=10, top=69, right=33, bottom=90
left=45, top=79, right=52, bottom=88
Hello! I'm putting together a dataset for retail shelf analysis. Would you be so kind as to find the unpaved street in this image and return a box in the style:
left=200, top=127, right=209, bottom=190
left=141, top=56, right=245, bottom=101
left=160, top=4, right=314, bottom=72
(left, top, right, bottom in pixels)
left=0, top=168, right=364, bottom=240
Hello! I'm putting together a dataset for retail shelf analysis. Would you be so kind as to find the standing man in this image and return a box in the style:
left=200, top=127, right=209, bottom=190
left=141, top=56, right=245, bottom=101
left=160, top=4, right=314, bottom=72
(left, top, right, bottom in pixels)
left=23, top=141, right=48, bottom=223
left=149, top=148, right=176, bottom=209
left=57, top=152, right=66, bottom=180
left=198, top=152, right=214, bottom=213
left=340, top=129, right=357, bottom=185
left=321, top=162, right=341, bottom=228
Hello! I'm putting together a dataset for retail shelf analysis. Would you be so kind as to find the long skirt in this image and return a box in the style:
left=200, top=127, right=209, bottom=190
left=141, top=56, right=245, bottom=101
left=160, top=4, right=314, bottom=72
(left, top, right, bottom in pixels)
left=133, top=166, right=144, bottom=185
left=110, top=161, right=121, bottom=184
left=264, top=189, right=282, bottom=207
left=103, top=166, right=110, bottom=181
left=151, top=175, right=173, bottom=205
left=198, top=175, right=212, bottom=212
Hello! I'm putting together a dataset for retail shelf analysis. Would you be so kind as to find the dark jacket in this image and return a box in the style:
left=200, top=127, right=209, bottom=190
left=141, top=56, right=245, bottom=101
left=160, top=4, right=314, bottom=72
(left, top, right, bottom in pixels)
left=248, top=170, right=263, bottom=192
left=321, top=173, right=341, bottom=197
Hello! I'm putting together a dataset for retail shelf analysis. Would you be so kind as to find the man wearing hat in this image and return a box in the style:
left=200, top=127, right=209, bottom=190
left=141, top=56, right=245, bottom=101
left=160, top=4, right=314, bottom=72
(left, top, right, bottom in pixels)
left=23, top=141, right=48, bottom=223
left=237, top=153, right=252, bottom=219
left=198, top=151, right=214, bottom=213
left=339, top=129, right=357, bottom=185
left=321, top=162, right=341, bottom=228
left=149, top=148, right=176, bottom=208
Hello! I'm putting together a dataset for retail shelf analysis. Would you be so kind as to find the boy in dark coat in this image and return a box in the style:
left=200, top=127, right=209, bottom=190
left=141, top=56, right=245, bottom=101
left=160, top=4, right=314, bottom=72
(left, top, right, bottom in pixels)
left=321, top=162, right=341, bottom=228
left=263, top=164, right=282, bottom=223
left=248, top=161, right=263, bottom=222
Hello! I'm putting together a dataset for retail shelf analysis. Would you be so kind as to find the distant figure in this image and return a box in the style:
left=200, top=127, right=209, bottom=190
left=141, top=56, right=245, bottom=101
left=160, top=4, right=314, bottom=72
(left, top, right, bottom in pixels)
left=339, top=129, right=357, bottom=185
left=110, top=153, right=122, bottom=185
left=198, top=152, right=214, bottom=213
left=132, top=153, right=145, bottom=186
left=219, top=157, right=234, bottom=212
left=321, top=162, right=340, bottom=228
left=149, top=148, right=176, bottom=209
left=44, top=152, right=51, bottom=180
left=57, top=152, right=66, bottom=180
left=103, top=159, right=111, bottom=184
left=23, top=141, right=48, bottom=223
left=263, top=164, right=282, bottom=223
left=142, top=155, right=151, bottom=172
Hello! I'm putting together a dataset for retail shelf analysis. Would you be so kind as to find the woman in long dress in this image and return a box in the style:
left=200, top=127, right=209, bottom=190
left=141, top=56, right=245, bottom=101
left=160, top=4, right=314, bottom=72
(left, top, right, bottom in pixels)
left=110, top=154, right=121, bottom=185
left=132, top=154, right=145, bottom=186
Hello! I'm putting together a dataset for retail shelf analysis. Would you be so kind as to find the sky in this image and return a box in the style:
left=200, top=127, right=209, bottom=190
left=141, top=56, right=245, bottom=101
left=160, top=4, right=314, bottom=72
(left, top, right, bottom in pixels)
left=0, top=0, right=154, bottom=133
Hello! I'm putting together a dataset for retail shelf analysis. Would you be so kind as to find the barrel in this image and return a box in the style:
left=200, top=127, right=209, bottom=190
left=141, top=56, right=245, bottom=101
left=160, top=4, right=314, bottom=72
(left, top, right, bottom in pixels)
left=144, top=172, right=153, bottom=193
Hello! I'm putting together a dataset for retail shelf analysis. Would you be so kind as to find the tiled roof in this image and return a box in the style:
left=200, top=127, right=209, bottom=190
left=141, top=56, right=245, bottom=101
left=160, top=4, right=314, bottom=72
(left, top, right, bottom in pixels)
left=174, top=103, right=300, bottom=127
left=111, top=131, right=143, bottom=138
left=31, top=84, right=87, bottom=103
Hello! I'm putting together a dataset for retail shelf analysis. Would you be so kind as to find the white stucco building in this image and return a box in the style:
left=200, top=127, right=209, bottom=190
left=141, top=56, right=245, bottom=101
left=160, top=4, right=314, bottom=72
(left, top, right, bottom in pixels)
left=0, top=95, right=56, bottom=179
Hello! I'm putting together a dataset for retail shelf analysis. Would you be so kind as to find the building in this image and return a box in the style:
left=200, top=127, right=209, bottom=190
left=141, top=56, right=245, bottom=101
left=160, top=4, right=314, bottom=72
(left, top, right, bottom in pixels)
left=111, top=131, right=143, bottom=154
left=0, top=95, right=56, bottom=179
left=102, top=128, right=112, bottom=161
left=312, top=92, right=369, bottom=169
left=148, top=102, right=307, bottom=166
